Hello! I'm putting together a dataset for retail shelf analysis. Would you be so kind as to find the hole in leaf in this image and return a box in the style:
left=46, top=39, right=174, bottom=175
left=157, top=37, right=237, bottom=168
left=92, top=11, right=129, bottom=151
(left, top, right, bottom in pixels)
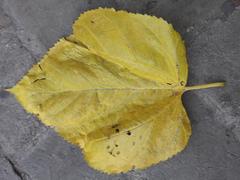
left=127, top=131, right=131, bottom=135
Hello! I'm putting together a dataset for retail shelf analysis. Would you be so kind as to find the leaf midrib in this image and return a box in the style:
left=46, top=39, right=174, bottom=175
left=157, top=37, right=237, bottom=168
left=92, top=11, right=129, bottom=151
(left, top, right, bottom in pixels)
left=28, top=86, right=184, bottom=95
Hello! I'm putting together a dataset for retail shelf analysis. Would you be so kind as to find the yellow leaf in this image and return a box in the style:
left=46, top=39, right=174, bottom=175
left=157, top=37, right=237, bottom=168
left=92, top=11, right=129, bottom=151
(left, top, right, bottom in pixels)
left=8, top=8, right=224, bottom=174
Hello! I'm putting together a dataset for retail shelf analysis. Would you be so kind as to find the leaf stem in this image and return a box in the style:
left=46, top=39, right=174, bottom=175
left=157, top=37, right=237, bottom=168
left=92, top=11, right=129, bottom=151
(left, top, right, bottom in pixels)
left=184, top=82, right=224, bottom=92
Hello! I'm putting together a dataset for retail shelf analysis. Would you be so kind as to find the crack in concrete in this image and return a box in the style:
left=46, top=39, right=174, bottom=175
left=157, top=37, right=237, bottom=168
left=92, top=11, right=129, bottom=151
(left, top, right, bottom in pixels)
left=0, top=0, right=50, bottom=154
left=4, top=156, right=26, bottom=180
left=0, top=4, right=45, bottom=179
left=0, top=145, right=30, bottom=180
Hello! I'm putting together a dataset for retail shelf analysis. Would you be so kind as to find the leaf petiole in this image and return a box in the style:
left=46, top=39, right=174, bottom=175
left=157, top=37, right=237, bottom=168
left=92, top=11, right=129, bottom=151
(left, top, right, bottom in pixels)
left=184, top=82, right=225, bottom=92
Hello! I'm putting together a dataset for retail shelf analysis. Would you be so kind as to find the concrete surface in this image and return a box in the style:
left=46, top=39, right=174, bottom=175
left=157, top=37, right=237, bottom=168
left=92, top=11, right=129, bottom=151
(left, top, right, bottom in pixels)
left=0, top=0, right=240, bottom=179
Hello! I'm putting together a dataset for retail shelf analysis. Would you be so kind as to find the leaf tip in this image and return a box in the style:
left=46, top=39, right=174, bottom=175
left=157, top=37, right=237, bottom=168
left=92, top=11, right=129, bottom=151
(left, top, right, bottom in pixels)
left=3, top=87, right=14, bottom=93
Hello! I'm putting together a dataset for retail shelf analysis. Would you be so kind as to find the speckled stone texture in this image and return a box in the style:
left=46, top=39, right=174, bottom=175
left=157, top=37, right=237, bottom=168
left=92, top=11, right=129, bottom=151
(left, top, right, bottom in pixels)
left=0, top=0, right=240, bottom=180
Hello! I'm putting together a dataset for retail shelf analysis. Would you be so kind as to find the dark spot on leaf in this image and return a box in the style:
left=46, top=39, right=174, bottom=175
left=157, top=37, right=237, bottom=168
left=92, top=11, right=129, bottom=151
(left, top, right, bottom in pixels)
left=127, top=131, right=131, bottom=135
left=115, top=128, right=120, bottom=133
left=180, top=81, right=184, bottom=85
left=109, top=151, right=116, bottom=157
left=38, top=64, right=43, bottom=71
left=167, top=83, right=172, bottom=85
left=106, top=145, right=110, bottom=149
left=115, top=144, right=118, bottom=147
left=139, top=135, right=142, bottom=139
left=132, top=141, right=135, bottom=146
left=116, top=151, right=120, bottom=155
left=91, top=20, right=95, bottom=23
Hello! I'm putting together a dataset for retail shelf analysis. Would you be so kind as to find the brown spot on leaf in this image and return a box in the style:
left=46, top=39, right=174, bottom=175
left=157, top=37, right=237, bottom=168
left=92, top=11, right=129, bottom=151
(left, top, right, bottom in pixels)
left=127, top=131, right=131, bottom=136
left=38, top=64, right=43, bottom=71
left=109, top=150, right=116, bottom=157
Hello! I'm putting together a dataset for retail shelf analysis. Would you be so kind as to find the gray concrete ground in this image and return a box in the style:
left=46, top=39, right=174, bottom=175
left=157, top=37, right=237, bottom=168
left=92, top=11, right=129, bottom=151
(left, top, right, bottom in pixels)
left=0, top=0, right=240, bottom=179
